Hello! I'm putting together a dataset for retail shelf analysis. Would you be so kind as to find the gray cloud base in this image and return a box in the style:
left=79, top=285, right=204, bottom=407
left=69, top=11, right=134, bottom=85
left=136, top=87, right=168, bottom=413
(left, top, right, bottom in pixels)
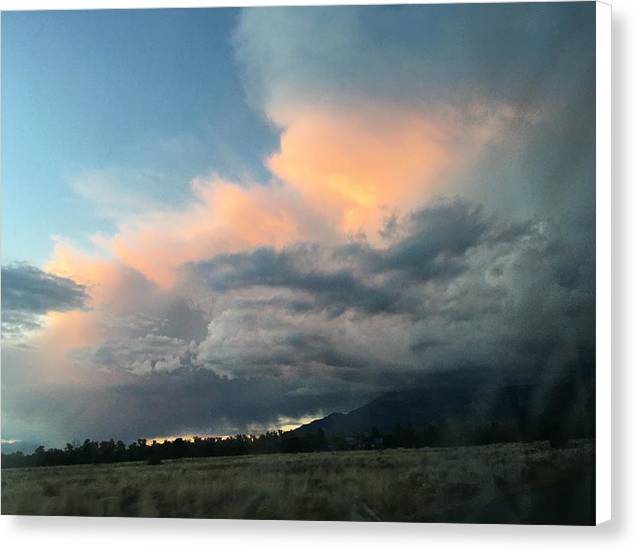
left=188, top=199, right=593, bottom=383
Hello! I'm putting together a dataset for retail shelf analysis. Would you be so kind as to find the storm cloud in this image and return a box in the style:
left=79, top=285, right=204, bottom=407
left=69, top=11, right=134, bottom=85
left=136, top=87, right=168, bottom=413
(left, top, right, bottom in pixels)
left=186, top=199, right=593, bottom=384
left=2, top=196, right=593, bottom=447
left=1, top=264, right=88, bottom=338
left=235, top=3, right=593, bottom=119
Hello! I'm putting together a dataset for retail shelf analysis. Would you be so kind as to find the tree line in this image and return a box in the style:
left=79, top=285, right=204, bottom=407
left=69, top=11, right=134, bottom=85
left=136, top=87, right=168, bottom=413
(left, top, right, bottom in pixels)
left=1, top=430, right=330, bottom=468
left=0, top=418, right=582, bottom=469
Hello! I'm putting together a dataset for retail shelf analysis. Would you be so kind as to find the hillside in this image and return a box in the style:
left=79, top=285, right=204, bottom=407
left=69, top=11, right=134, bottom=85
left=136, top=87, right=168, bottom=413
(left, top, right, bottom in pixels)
left=293, top=378, right=594, bottom=445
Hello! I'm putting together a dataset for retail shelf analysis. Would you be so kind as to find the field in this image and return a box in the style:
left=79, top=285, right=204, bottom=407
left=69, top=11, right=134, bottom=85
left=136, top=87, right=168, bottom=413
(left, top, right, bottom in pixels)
left=1, top=439, right=594, bottom=524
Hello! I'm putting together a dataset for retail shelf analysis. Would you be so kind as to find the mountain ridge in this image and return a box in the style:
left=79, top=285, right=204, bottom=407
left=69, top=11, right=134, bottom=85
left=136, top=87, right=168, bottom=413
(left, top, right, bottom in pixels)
left=292, top=378, right=594, bottom=444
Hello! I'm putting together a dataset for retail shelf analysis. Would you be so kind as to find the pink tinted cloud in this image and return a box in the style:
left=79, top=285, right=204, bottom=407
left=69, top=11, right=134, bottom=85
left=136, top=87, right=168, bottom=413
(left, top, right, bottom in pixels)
left=39, top=98, right=525, bottom=371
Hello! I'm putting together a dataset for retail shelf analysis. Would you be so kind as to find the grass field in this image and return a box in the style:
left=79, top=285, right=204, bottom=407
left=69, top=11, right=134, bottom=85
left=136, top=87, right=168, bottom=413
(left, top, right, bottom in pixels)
left=1, top=439, right=594, bottom=524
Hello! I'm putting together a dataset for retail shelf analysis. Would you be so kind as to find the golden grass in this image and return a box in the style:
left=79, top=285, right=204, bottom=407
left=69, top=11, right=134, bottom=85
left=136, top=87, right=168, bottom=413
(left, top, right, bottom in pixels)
left=1, top=439, right=594, bottom=522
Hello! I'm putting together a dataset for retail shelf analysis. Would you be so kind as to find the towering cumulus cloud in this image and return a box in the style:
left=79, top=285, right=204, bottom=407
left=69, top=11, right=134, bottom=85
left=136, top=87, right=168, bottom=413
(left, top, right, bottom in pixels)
left=2, top=4, right=595, bottom=446
left=234, top=5, right=540, bottom=237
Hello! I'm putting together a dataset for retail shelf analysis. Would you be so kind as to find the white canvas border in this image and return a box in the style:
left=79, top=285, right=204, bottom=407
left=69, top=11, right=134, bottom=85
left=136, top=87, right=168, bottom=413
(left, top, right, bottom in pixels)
left=595, top=0, right=612, bottom=526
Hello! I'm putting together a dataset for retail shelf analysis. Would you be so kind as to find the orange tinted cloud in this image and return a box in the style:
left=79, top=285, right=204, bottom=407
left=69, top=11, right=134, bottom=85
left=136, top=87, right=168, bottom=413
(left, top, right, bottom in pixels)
left=46, top=239, right=132, bottom=306
left=87, top=109, right=452, bottom=288
left=87, top=179, right=331, bottom=289
left=38, top=310, right=104, bottom=357
left=268, top=106, right=453, bottom=237
left=50, top=102, right=516, bottom=292
left=37, top=99, right=520, bottom=369
left=41, top=242, right=145, bottom=379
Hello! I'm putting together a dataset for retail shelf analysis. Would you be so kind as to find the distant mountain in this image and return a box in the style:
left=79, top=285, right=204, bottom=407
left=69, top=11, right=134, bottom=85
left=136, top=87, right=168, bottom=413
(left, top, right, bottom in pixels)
left=293, top=378, right=594, bottom=444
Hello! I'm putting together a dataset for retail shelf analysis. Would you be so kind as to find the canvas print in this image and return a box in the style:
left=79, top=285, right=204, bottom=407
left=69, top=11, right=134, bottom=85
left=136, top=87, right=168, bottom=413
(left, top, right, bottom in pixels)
left=1, top=2, right=597, bottom=524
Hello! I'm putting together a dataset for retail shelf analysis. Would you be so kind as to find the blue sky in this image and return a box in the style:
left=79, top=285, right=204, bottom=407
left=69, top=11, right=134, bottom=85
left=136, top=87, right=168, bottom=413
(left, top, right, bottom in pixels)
left=2, top=8, right=277, bottom=264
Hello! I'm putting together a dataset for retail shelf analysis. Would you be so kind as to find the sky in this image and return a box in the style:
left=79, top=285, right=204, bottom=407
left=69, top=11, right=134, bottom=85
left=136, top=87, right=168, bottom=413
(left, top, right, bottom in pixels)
left=1, top=3, right=596, bottom=449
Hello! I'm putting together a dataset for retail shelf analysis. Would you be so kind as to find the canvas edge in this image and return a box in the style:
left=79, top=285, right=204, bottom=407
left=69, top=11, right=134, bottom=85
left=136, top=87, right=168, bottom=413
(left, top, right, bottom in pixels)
left=595, top=0, right=612, bottom=527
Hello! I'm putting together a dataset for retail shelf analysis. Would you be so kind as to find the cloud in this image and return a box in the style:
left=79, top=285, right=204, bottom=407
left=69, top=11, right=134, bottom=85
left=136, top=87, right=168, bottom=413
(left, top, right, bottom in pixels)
left=3, top=196, right=594, bottom=445
left=1, top=264, right=88, bottom=338
left=187, top=199, right=593, bottom=384
left=44, top=4, right=587, bottom=297
left=190, top=199, right=530, bottom=315
left=33, top=195, right=593, bottom=393
left=70, top=167, right=170, bottom=221
left=194, top=245, right=402, bottom=318
left=37, top=254, right=209, bottom=378
left=1, top=367, right=359, bottom=445
left=233, top=5, right=559, bottom=239
left=235, top=3, right=594, bottom=235
left=340, top=199, right=523, bottom=283
left=85, top=334, right=198, bottom=376
left=1, top=263, right=87, bottom=313
left=235, top=3, right=593, bottom=119
left=73, top=178, right=338, bottom=289
left=266, top=106, right=454, bottom=237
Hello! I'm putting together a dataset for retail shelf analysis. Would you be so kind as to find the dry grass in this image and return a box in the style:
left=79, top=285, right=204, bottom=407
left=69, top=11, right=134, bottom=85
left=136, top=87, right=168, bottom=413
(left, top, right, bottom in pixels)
left=1, top=439, right=594, bottom=522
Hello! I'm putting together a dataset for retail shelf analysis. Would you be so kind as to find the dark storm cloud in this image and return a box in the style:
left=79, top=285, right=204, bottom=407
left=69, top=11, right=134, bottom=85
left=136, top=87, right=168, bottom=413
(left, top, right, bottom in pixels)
left=236, top=2, right=594, bottom=115
left=1, top=263, right=87, bottom=338
left=1, top=367, right=363, bottom=445
left=341, top=200, right=532, bottom=284
left=1, top=263, right=87, bottom=313
left=191, top=199, right=529, bottom=316
left=1, top=200, right=595, bottom=447
left=196, top=245, right=402, bottom=317
left=187, top=198, right=594, bottom=384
